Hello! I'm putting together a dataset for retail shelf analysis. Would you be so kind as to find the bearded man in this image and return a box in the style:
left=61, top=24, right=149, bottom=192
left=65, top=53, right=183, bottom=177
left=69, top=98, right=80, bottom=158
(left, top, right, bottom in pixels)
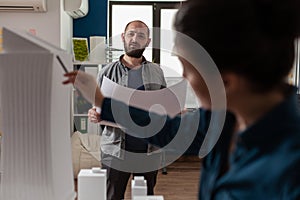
left=87, top=20, right=166, bottom=200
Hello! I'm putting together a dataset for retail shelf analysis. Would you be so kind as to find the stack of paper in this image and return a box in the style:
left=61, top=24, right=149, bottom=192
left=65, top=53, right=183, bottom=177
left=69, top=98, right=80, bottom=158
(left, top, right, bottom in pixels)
left=99, top=77, right=187, bottom=128
left=101, top=76, right=187, bottom=118
left=0, top=27, right=75, bottom=200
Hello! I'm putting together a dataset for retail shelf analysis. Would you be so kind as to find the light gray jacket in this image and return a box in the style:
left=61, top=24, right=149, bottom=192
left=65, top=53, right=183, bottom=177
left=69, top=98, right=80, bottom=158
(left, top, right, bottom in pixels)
left=97, top=55, right=166, bottom=159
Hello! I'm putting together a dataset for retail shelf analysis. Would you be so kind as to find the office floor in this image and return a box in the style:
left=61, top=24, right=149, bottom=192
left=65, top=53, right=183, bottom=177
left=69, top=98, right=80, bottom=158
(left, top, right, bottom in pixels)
left=125, top=156, right=201, bottom=200
left=75, top=156, right=201, bottom=200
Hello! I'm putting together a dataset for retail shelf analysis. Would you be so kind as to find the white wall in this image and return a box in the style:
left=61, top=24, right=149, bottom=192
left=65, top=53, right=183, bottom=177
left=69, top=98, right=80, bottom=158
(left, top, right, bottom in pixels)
left=0, top=0, right=73, bottom=51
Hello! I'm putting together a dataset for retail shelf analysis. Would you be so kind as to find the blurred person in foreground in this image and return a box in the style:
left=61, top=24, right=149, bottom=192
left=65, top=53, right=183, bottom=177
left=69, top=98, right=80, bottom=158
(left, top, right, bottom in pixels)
left=64, top=0, right=300, bottom=199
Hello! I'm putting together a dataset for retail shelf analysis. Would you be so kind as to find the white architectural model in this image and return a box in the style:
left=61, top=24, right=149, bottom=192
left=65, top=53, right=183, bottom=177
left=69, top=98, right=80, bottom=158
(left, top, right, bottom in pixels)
left=78, top=168, right=106, bottom=200
left=0, top=27, right=75, bottom=200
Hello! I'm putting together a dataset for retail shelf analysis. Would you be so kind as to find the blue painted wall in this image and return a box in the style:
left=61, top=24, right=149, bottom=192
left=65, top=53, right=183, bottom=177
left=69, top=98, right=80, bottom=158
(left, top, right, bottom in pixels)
left=73, top=0, right=107, bottom=38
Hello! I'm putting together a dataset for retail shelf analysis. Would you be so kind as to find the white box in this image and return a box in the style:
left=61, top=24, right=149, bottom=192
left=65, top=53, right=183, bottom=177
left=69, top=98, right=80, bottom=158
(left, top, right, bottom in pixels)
left=132, top=176, right=147, bottom=197
left=133, top=196, right=164, bottom=200
left=89, top=36, right=106, bottom=63
left=78, top=168, right=106, bottom=200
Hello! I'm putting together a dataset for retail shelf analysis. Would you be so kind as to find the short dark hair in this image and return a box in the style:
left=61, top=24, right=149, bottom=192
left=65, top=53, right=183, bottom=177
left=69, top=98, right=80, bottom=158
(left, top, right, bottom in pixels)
left=124, top=20, right=150, bottom=36
left=174, top=0, right=300, bottom=92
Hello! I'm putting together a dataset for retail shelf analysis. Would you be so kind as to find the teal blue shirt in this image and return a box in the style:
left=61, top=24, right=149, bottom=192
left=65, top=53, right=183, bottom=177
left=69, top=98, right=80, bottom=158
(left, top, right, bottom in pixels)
left=101, top=88, right=300, bottom=199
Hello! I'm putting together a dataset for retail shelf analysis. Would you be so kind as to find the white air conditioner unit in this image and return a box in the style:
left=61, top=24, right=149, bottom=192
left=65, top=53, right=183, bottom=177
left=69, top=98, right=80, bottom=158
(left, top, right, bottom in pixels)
left=64, top=0, right=88, bottom=19
left=0, top=0, right=47, bottom=12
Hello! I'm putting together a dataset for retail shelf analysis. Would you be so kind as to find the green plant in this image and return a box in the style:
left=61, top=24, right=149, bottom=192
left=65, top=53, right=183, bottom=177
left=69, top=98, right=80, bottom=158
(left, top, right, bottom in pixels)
left=72, top=38, right=89, bottom=61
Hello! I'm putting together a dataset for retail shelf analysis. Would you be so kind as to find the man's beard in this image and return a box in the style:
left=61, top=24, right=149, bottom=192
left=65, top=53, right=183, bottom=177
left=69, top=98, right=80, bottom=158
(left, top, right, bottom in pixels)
left=126, top=48, right=145, bottom=58
left=124, top=44, right=146, bottom=58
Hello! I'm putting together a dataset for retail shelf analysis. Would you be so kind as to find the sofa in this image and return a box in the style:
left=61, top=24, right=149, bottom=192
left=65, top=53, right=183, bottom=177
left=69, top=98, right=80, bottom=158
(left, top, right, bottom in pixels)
left=71, top=131, right=101, bottom=178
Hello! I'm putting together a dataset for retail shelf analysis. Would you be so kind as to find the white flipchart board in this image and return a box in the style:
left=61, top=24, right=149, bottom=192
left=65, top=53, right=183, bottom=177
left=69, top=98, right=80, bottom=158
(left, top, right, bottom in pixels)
left=0, top=27, right=75, bottom=200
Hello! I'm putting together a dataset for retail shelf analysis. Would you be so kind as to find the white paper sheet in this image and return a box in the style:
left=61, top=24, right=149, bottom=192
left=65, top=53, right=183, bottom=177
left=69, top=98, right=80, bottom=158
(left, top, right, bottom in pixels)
left=100, top=76, right=187, bottom=128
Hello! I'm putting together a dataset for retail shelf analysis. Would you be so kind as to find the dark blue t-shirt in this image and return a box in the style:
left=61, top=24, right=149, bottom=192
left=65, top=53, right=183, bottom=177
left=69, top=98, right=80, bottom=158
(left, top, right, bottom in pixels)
left=125, top=66, right=148, bottom=152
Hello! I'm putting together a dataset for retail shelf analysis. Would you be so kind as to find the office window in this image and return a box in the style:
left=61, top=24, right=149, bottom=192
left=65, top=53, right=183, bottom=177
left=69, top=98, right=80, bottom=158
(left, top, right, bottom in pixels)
left=108, top=1, right=183, bottom=77
left=110, top=5, right=153, bottom=61
left=160, top=8, right=182, bottom=77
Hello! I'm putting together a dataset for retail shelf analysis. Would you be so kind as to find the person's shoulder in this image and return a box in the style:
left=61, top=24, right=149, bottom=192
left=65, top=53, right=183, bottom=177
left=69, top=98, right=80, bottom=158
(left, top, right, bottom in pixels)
left=144, top=61, right=164, bottom=72
left=146, top=61, right=160, bottom=68
left=101, top=61, right=118, bottom=69
left=100, top=61, right=121, bottom=72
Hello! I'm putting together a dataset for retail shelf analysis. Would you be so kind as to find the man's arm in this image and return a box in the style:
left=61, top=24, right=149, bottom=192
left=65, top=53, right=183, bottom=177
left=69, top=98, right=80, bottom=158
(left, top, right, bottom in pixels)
left=87, top=65, right=108, bottom=123
left=100, top=97, right=212, bottom=153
